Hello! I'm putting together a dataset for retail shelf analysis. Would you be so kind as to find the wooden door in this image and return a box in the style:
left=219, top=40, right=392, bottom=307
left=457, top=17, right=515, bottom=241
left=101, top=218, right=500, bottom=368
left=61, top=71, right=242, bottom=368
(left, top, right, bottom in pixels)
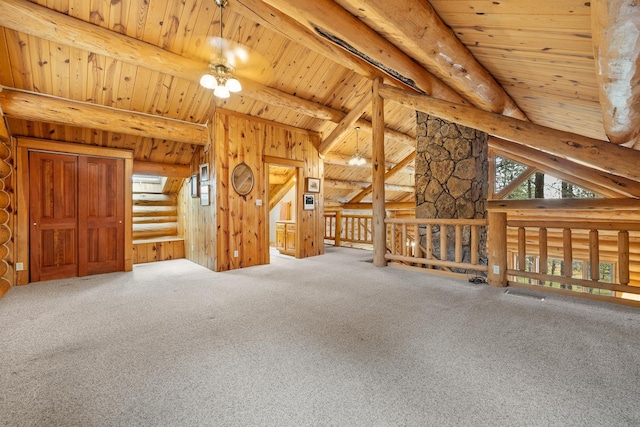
left=30, top=153, right=125, bottom=282
left=78, top=156, right=124, bottom=276
left=30, top=152, right=79, bottom=282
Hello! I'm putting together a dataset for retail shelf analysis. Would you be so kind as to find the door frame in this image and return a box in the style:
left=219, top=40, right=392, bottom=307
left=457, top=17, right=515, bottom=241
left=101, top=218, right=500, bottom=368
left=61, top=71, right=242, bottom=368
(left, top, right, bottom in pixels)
left=15, top=137, right=133, bottom=285
left=264, top=156, right=304, bottom=261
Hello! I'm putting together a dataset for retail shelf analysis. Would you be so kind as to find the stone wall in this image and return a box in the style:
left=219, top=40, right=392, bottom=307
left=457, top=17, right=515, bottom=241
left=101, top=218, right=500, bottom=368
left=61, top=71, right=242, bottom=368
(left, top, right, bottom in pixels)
left=415, top=112, right=488, bottom=268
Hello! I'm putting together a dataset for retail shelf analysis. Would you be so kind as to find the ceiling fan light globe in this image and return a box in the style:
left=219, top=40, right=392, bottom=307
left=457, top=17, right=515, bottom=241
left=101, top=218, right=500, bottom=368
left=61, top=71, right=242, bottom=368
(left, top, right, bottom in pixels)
left=200, top=73, right=218, bottom=89
left=226, top=78, right=242, bottom=93
left=214, top=85, right=231, bottom=99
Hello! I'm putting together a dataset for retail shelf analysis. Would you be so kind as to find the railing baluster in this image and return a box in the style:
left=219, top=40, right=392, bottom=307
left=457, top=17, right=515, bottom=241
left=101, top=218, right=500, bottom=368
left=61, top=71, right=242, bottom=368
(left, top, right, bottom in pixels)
left=518, top=227, right=526, bottom=271
left=415, top=224, right=422, bottom=259
left=618, top=230, right=630, bottom=286
left=402, top=223, right=407, bottom=257
left=440, top=225, right=448, bottom=262
left=455, top=224, right=462, bottom=263
left=589, top=229, right=599, bottom=281
left=539, top=227, right=548, bottom=275
left=471, top=225, right=478, bottom=265
left=563, top=228, right=573, bottom=278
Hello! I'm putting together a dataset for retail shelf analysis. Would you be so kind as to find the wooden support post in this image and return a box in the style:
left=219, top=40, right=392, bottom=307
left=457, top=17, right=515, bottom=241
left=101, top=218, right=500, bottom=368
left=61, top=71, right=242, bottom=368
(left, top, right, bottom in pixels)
left=487, top=211, right=507, bottom=287
left=539, top=228, right=548, bottom=275
left=618, top=230, right=630, bottom=285
left=455, top=225, right=462, bottom=263
left=402, top=224, right=408, bottom=257
left=471, top=225, right=478, bottom=265
left=440, top=225, right=448, bottom=262
left=334, top=211, right=342, bottom=247
left=563, top=229, right=573, bottom=278
left=589, top=229, right=600, bottom=281
left=371, top=77, right=387, bottom=267
left=518, top=227, right=526, bottom=271
left=426, top=224, right=433, bottom=268
left=414, top=224, right=422, bottom=259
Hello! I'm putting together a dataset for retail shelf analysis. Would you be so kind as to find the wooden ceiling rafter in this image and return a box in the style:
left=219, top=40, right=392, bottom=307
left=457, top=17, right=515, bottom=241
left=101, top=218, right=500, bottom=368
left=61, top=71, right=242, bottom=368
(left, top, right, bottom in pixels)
left=0, top=87, right=209, bottom=145
left=348, top=151, right=417, bottom=203
left=336, top=0, right=526, bottom=119
left=0, top=0, right=418, bottom=154
left=591, top=0, right=640, bottom=148
left=319, top=89, right=372, bottom=156
left=379, top=83, right=640, bottom=183
left=258, top=0, right=468, bottom=104
left=489, top=137, right=640, bottom=199
left=323, top=152, right=414, bottom=173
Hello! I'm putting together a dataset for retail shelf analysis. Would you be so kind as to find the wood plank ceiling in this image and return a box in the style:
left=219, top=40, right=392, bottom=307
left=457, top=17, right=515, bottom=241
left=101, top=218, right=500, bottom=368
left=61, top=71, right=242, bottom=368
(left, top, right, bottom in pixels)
left=0, top=0, right=636, bottom=206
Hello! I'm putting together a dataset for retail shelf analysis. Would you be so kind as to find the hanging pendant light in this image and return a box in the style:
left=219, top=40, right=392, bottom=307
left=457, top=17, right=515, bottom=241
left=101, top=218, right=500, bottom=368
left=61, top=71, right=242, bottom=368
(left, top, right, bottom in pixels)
left=349, top=126, right=367, bottom=166
left=200, top=0, right=242, bottom=98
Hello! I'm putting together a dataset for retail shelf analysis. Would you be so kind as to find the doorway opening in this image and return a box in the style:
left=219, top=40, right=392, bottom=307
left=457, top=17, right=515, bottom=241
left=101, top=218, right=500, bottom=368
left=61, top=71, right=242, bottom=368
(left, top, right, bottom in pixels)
left=268, top=164, right=297, bottom=259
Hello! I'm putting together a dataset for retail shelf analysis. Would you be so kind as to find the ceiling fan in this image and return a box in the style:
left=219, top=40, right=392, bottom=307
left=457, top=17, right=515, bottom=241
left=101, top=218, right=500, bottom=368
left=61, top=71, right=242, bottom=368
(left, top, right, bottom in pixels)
left=197, top=0, right=268, bottom=99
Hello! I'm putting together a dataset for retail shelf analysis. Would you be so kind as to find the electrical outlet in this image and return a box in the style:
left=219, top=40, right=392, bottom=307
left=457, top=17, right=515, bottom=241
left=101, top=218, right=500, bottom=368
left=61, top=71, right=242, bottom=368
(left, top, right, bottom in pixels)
left=493, top=265, right=500, bottom=274
left=16, top=262, right=24, bottom=271
left=234, top=250, right=239, bottom=258
left=256, top=199, right=263, bottom=206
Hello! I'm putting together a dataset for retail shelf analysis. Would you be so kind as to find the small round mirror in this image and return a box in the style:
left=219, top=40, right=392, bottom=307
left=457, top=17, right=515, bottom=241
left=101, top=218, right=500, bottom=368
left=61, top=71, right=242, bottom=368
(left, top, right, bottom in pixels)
left=231, top=162, right=254, bottom=195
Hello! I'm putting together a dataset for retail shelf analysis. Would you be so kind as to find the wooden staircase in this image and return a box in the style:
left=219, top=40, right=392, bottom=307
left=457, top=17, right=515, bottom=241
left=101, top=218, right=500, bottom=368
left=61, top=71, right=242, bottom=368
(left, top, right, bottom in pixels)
left=132, top=193, right=184, bottom=264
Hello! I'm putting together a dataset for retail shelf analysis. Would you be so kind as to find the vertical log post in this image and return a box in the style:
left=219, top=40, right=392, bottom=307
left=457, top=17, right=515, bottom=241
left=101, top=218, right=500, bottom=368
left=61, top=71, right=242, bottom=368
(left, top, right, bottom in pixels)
left=589, top=229, right=599, bottom=281
left=618, top=230, right=630, bottom=285
left=455, top=224, right=462, bottom=263
left=426, top=224, right=433, bottom=269
left=471, top=225, right=479, bottom=265
left=487, top=211, right=507, bottom=287
left=334, top=211, right=342, bottom=247
left=539, top=228, right=548, bottom=275
left=518, top=227, right=526, bottom=271
left=371, top=77, right=387, bottom=267
left=563, top=228, right=573, bottom=278
left=440, top=225, right=448, bottom=262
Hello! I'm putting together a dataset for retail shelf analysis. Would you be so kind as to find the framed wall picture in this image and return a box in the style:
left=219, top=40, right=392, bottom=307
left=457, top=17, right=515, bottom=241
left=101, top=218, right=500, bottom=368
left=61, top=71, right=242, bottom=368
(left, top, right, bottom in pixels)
left=306, top=177, right=320, bottom=193
left=303, top=193, right=315, bottom=210
left=200, top=183, right=210, bottom=206
left=199, top=163, right=209, bottom=185
left=190, top=174, right=199, bottom=198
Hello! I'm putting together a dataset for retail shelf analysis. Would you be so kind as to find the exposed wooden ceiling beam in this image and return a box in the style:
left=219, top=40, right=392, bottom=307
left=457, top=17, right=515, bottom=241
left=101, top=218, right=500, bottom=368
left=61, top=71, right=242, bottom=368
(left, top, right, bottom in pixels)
left=325, top=179, right=413, bottom=193
left=234, top=0, right=375, bottom=79
left=319, top=91, right=372, bottom=155
left=491, top=165, right=537, bottom=200
left=0, top=0, right=415, bottom=151
left=379, top=83, right=640, bottom=182
left=133, top=161, right=192, bottom=178
left=0, top=87, right=209, bottom=145
left=341, top=202, right=415, bottom=210
left=269, top=170, right=296, bottom=211
left=591, top=0, right=640, bottom=147
left=324, top=152, right=414, bottom=173
left=339, top=0, right=526, bottom=119
left=258, top=0, right=467, bottom=104
left=349, top=152, right=417, bottom=203
left=489, top=137, right=640, bottom=199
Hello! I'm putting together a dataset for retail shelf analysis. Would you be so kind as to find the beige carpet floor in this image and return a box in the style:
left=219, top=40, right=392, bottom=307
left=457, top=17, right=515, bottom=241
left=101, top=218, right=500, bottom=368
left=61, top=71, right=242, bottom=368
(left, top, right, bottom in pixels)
left=1, top=246, right=639, bottom=426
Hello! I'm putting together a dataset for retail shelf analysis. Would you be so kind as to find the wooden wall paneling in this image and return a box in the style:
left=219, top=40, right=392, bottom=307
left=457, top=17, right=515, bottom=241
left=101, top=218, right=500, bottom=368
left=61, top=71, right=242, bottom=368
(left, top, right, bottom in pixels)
left=15, top=146, right=29, bottom=285
left=215, top=113, right=230, bottom=270
left=0, top=30, right=16, bottom=87
left=3, top=29, right=32, bottom=91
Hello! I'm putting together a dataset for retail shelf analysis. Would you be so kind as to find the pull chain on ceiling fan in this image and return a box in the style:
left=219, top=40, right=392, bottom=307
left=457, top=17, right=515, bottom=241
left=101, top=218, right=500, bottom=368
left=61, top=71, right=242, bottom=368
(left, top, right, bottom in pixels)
left=200, top=0, right=242, bottom=98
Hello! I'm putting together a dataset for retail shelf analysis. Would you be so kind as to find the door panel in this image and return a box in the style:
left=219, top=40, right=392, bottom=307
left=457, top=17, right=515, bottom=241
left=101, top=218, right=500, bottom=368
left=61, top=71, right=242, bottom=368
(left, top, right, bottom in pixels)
left=30, top=152, right=125, bottom=282
left=78, top=156, right=124, bottom=276
left=30, top=152, right=79, bottom=282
